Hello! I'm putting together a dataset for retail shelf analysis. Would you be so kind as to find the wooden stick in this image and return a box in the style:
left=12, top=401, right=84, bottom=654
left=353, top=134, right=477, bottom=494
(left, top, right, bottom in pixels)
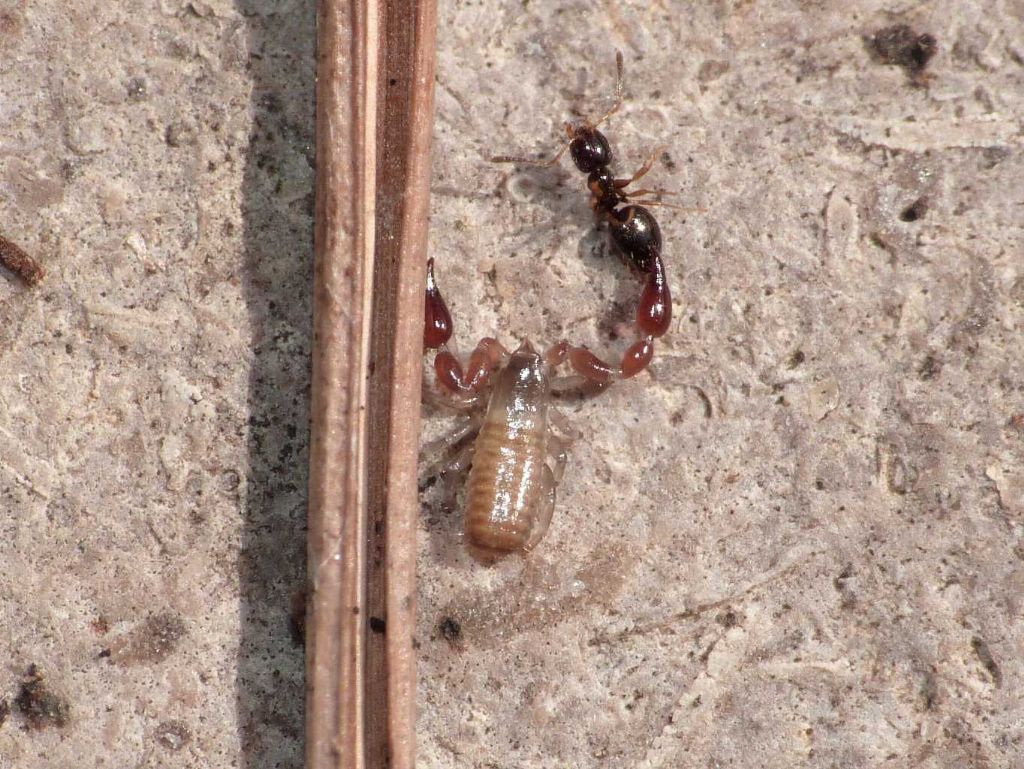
left=367, top=3, right=439, bottom=766
left=307, top=1, right=437, bottom=767
left=306, top=0, right=374, bottom=764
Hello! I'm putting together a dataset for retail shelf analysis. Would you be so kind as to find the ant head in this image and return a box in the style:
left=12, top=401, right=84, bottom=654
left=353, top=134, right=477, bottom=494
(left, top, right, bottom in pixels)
left=566, top=122, right=612, bottom=174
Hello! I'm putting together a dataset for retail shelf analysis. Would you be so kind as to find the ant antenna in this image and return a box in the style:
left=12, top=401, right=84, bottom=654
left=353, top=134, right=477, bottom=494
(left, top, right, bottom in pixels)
left=592, top=50, right=625, bottom=129
left=490, top=141, right=569, bottom=168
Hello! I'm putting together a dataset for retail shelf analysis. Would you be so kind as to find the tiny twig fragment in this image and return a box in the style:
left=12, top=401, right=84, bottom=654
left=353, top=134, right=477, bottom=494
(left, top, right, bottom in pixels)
left=0, top=234, right=46, bottom=286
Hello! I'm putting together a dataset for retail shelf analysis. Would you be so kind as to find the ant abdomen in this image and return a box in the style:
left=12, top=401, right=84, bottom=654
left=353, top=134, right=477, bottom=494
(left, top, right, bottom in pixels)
left=609, top=205, right=662, bottom=273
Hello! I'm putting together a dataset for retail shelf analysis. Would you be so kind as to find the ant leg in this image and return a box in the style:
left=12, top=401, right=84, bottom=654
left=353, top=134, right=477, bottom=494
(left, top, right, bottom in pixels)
left=625, top=196, right=706, bottom=213
left=624, top=186, right=675, bottom=199
left=614, top=144, right=667, bottom=189
left=591, top=50, right=625, bottom=130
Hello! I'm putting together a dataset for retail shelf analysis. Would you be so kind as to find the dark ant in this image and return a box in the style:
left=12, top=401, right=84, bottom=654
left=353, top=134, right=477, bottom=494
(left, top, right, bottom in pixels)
left=491, top=52, right=688, bottom=351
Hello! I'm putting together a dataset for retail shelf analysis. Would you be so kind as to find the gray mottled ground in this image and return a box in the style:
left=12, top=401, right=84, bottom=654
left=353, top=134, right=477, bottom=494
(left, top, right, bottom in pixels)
left=2, top=1, right=1021, bottom=768
left=419, top=2, right=1024, bottom=768
left=1, top=0, right=312, bottom=766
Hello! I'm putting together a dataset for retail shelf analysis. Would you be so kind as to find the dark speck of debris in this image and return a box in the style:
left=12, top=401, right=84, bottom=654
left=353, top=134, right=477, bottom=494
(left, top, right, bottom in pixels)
left=865, top=24, right=937, bottom=82
left=833, top=564, right=857, bottom=609
left=258, top=91, right=283, bottom=114
left=369, top=616, right=387, bottom=634
left=165, top=122, right=195, bottom=147
left=788, top=349, right=806, bottom=368
left=919, top=353, right=942, bottom=380
left=715, top=609, right=739, bottom=628
left=126, top=76, right=148, bottom=101
left=0, top=233, right=46, bottom=286
left=155, top=720, right=192, bottom=751
left=833, top=564, right=854, bottom=588
left=106, top=612, right=187, bottom=666
left=289, top=589, right=306, bottom=647
left=971, top=636, right=1002, bottom=687
left=15, top=665, right=70, bottom=730
left=917, top=669, right=938, bottom=711
left=0, top=10, right=25, bottom=37
left=899, top=197, right=929, bottom=222
left=438, top=616, right=463, bottom=649
left=0, top=698, right=9, bottom=728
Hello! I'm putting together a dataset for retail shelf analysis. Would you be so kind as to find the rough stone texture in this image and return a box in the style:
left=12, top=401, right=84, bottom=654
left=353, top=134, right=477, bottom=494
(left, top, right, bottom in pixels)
left=3, top=1, right=1022, bottom=767
left=0, top=1, right=312, bottom=766
left=419, top=2, right=1023, bottom=768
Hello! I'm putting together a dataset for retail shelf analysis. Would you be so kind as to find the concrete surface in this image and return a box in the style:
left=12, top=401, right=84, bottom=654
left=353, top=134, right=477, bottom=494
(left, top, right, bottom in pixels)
left=0, top=0, right=312, bottom=766
left=2, top=1, right=1022, bottom=768
left=419, top=2, right=1024, bottom=768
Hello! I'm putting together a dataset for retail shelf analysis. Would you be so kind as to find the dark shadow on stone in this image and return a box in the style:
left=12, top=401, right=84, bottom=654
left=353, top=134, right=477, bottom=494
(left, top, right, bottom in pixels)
left=236, top=1, right=315, bottom=766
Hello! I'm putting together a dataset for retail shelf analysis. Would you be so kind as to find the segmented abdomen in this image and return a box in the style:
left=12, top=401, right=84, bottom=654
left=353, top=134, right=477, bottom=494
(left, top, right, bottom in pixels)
left=465, top=418, right=546, bottom=551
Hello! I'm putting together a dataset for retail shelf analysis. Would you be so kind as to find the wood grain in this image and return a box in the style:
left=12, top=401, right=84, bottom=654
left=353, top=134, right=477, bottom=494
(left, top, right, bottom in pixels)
left=307, top=1, right=437, bottom=767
